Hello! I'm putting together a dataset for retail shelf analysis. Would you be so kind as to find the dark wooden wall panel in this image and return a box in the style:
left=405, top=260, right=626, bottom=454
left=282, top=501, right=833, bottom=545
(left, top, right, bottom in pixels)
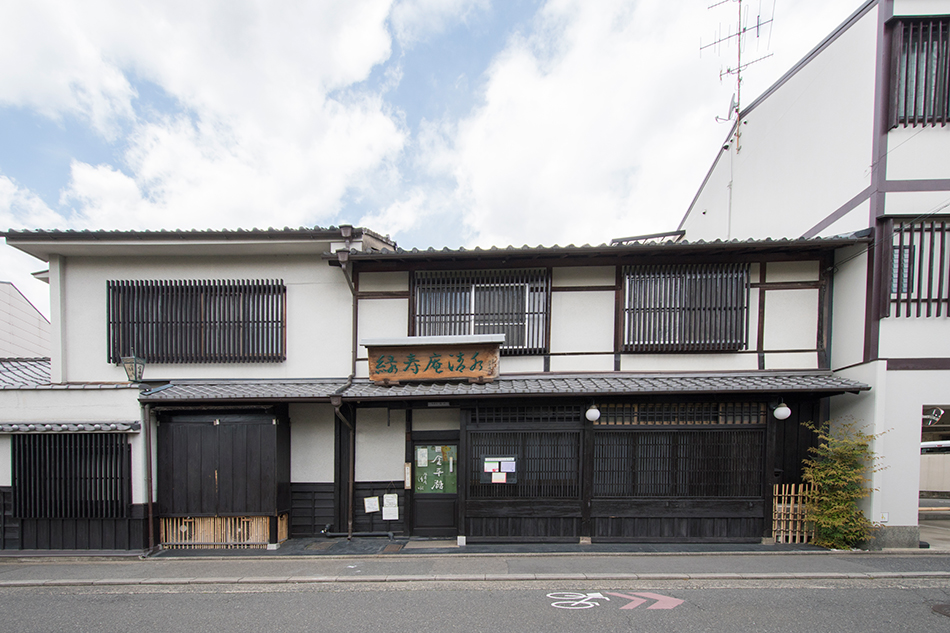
left=18, top=511, right=148, bottom=550
left=352, top=482, right=406, bottom=534
left=0, top=487, right=18, bottom=550
left=290, top=483, right=335, bottom=537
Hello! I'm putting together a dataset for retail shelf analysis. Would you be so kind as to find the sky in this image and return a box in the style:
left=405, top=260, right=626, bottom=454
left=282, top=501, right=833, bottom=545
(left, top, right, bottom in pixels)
left=0, top=0, right=863, bottom=317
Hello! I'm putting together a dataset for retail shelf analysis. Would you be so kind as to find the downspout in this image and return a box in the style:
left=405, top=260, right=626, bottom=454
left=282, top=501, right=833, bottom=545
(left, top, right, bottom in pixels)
left=143, top=402, right=156, bottom=554
left=333, top=241, right=358, bottom=540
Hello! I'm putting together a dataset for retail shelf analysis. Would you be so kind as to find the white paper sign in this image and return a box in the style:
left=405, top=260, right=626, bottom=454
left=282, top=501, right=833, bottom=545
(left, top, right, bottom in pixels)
left=382, top=493, right=399, bottom=521
left=416, top=447, right=428, bottom=468
left=364, top=496, right=380, bottom=513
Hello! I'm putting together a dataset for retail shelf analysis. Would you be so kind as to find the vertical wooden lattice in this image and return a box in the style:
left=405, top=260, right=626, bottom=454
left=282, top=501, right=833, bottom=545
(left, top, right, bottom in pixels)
left=890, top=18, right=950, bottom=128
left=622, top=263, right=750, bottom=352
left=890, top=219, right=950, bottom=317
left=107, top=279, right=286, bottom=363
left=13, top=434, right=130, bottom=520
left=772, top=483, right=814, bottom=544
left=413, top=269, right=550, bottom=355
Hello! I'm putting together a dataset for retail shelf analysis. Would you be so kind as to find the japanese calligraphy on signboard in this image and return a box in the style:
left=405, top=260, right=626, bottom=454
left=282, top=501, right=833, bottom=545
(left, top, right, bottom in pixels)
left=365, top=339, right=501, bottom=383
left=415, top=445, right=457, bottom=494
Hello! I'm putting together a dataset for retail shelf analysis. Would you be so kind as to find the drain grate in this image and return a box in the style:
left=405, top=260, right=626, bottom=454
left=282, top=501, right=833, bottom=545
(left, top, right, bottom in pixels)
left=383, top=543, right=404, bottom=553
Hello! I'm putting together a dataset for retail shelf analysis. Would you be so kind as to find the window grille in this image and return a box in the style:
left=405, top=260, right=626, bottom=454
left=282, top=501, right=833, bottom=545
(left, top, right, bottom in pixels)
left=622, top=263, right=750, bottom=352
left=13, top=434, right=130, bottom=519
left=468, top=430, right=580, bottom=498
left=474, top=405, right=582, bottom=425
left=107, top=279, right=286, bottom=363
left=888, top=219, right=950, bottom=317
left=594, top=402, right=767, bottom=426
left=413, top=269, right=550, bottom=355
left=592, top=429, right=764, bottom=497
left=890, top=18, right=950, bottom=128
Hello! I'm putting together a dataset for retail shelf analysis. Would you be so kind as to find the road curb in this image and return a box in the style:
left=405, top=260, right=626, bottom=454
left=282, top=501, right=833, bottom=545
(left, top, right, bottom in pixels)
left=2, top=571, right=950, bottom=588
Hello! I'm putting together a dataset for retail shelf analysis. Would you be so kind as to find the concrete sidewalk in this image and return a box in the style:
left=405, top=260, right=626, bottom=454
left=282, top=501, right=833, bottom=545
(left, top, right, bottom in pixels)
left=0, top=539, right=948, bottom=588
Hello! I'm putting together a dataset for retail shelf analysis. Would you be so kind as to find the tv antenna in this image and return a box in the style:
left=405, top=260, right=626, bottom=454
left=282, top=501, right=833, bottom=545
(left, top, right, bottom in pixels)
left=701, top=0, right=775, bottom=149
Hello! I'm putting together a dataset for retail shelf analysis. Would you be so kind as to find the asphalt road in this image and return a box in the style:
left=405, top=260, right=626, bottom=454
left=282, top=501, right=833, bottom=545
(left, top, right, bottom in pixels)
left=2, top=579, right=950, bottom=633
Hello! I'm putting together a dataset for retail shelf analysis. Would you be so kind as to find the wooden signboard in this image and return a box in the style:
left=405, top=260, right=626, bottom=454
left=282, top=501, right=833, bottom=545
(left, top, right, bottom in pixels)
left=367, top=342, right=500, bottom=383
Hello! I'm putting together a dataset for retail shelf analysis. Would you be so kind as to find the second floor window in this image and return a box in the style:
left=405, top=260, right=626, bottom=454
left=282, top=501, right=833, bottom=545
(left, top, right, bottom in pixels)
left=107, top=279, right=286, bottom=363
left=889, top=17, right=950, bottom=128
left=412, top=269, right=550, bottom=355
left=889, top=218, right=950, bottom=317
left=622, top=263, right=750, bottom=353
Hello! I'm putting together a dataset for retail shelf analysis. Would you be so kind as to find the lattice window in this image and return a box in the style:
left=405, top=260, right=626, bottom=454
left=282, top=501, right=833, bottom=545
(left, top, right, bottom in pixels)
left=13, top=434, right=131, bottom=519
left=621, top=263, right=750, bottom=352
left=888, top=219, right=950, bottom=317
left=474, top=405, right=583, bottom=425
left=468, top=430, right=580, bottom=498
left=413, top=269, right=550, bottom=355
left=592, top=429, right=764, bottom=497
left=890, top=18, right=950, bottom=128
left=594, top=402, right=767, bottom=426
left=107, top=279, right=286, bottom=363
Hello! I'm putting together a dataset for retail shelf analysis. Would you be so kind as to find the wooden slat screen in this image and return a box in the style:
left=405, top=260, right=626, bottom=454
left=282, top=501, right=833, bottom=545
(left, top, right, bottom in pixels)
left=468, top=430, right=581, bottom=499
left=622, top=263, right=749, bottom=352
left=595, top=402, right=767, bottom=426
left=13, top=434, right=130, bottom=519
left=107, top=279, right=286, bottom=363
left=889, top=219, right=950, bottom=317
left=474, top=405, right=582, bottom=425
left=890, top=18, right=950, bottom=128
left=593, top=429, right=764, bottom=497
left=413, top=269, right=550, bottom=355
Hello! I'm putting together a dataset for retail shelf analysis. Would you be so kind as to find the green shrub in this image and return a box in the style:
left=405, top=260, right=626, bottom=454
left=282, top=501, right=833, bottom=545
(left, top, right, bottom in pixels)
left=802, top=419, right=882, bottom=549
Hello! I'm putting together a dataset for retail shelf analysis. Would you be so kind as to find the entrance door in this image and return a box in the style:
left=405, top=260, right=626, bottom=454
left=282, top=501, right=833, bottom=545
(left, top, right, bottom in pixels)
left=412, top=444, right=458, bottom=537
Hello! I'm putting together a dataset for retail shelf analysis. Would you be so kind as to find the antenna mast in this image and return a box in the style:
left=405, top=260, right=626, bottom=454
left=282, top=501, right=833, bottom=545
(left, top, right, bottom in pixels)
left=701, top=0, right=775, bottom=150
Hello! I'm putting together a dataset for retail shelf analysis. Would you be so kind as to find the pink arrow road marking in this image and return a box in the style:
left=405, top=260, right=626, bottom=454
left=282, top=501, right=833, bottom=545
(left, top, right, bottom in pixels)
left=604, top=593, right=648, bottom=609
left=606, top=592, right=684, bottom=610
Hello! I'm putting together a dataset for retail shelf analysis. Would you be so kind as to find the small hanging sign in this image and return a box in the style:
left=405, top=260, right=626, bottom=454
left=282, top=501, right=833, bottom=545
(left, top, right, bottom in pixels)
left=382, top=493, right=399, bottom=521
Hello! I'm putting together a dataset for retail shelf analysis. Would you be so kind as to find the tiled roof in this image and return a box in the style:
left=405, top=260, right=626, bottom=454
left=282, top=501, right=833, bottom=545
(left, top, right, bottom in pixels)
left=0, top=421, right=140, bottom=433
left=330, top=233, right=871, bottom=262
left=0, top=358, right=51, bottom=387
left=4, top=226, right=395, bottom=246
left=138, top=372, right=869, bottom=403
left=140, top=379, right=349, bottom=402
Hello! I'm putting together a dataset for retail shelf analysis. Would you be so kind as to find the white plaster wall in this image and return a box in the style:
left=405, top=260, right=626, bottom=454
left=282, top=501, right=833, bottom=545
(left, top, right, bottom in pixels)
left=290, top=403, right=335, bottom=483
left=886, top=127, right=950, bottom=181
left=359, top=272, right=409, bottom=292
left=0, top=283, right=51, bottom=357
left=680, top=149, right=734, bottom=239
left=550, top=291, right=614, bottom=353
left=621, top=353, right=758, bottom=371
left=765, top=261, right=819, bottom=283
left=549, top=354, right=614, bottom=372
left=358, top=298, right=409, bottom=359
left=816, top=200, right=874, bottom=238
left=60, top=255, right=353, bottom=382
left=764, top=352, right=819, bottom=370
left=355, top=408, right=406, bottom=482
left=884, top=190, right=950, bottom=216
left=687, top=7, right=878, bottom=240
left=412, top=408, right=460, bottom=431
left=551, top=267, right=615, bottom=287
left=830, top=246, right=869, bottom=370
left=0, top=387, right=140, bottom=423
left=499, top=356, right=544, bottom=374
left=763, top=289, right=820, bottom=351
left=880, top=319, right=950, bottom=358
left=894, top=0, right=950, bottom=14
left=0, top=435, right=10, bottom=486
left=130, top=429, right=148, bottom=504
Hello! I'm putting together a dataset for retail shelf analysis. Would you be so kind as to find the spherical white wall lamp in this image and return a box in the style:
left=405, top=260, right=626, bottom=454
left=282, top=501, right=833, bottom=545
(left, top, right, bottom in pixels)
left=585, top=405, right=601, bottom=422
left=772, top=401, right=791, bottom=420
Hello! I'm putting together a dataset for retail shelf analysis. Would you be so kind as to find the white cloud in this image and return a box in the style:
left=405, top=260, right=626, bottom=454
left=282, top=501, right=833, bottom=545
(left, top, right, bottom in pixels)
left=423, top=0, right=861, bottom=248
left=390, top=0, right=490, bottom=48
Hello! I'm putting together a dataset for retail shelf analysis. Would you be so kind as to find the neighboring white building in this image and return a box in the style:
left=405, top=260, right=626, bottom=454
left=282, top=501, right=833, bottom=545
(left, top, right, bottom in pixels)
left=0, top=281, right=50, bottom=358
left=681, top=0, right=950, bottom=547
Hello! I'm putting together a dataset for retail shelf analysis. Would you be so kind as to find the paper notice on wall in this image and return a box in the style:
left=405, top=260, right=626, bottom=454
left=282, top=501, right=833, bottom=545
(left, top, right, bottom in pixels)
left=501, top=460, right=516, bottom=473
left=416, top=447, right=428, bottom=468
left=364, top=496, right=380, bottom=513
left=382, top=494, right=399, bottom=521
left=491, top=472, right=507, bottom=484
left=484, top=461, right=499, bottom=473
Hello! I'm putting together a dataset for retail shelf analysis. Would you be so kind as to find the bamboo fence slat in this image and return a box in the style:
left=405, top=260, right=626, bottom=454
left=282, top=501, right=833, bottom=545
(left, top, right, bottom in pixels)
left=772, top=483, right=814, bottom=544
